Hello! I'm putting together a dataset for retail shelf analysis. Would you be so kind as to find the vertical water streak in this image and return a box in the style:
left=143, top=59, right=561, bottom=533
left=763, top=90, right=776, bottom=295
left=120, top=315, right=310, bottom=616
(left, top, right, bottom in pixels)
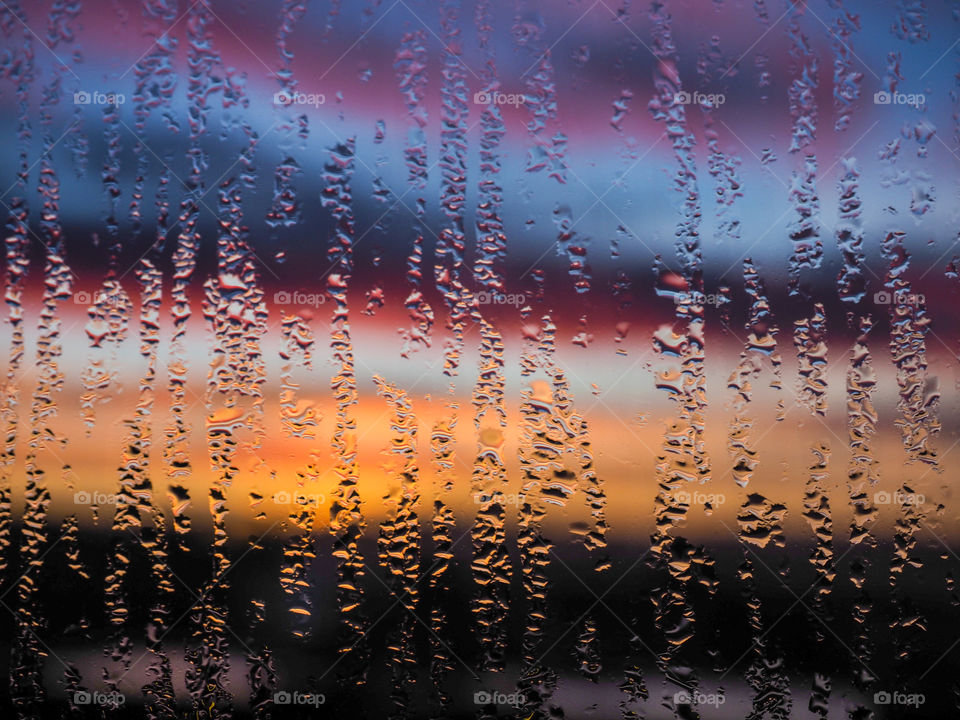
left=830, top=2, right=862, bottom=133
left=512, top=0, right=567, bottom=182
left=881, top=231, right=939, bottom=465
left=801, top=443, right=833, bottom=717
left=737, top=494, right=792, bottom=719
left=473, top=0, right=506, bottom=292
left=179, top=4, right=233, bottom=716
left=471, top=319, right=512, bottom=674
left=323, top=0, right=343, bottom=39
left=845, top=316, right=878, bottom=702
left=393, top=30, right=434, bottom=356
left=567, top=376, right=608, bottom=691
left=267, top=0, right=309, bottom=245
left=11, top=15, right=60, bottom=707
left=792, top=303, right=828, bottom=416
left=164, top=0, right=216, bottom=560
left=436, top=0, right=471, bottom=376
left=0, top=0, right=34, bottom=600
left=786, top=5, right=821, bottom=298
left=647, top=2, right=709, bottom=708
left=195, top=118, right=270, bottom=716
left=515, top=317, right=557, bottom=714
left=880, top=236, right=932, bottom=676
left=374, top=378, right=421, bottom=718
left=323, top=137, right=368, bottom=689
left=426, top=399, right=456, bottom=719
left=698, top=34, right=742, bottom=250
left=892, top=0, right=930, bottom=42
left=727, top=260, right=783, bottom=488
left=277, top=314, right=318, bottom=639
left=134, top=259, right=178, bottom=719
left=96, top=283, right=136, bottom=695
left=129, top=0, right=179, bottom=241
left=835, top=156, right=864, bottom=304
left=551, top=204, right=592, bottom=295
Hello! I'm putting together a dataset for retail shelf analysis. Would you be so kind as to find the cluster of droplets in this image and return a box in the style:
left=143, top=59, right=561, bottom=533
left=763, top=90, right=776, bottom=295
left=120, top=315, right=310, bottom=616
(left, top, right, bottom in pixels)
left=0, top=1, right=959, bottom=718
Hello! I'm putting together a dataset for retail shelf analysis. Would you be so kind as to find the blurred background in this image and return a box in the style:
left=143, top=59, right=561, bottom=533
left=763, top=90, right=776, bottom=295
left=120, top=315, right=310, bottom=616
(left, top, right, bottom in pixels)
left=0, top=0, right=958, bottom=717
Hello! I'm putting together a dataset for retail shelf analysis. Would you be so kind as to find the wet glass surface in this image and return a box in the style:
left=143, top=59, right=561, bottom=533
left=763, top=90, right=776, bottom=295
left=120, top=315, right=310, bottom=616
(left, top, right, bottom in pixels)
left=0, top=0, right=958, bottom=717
